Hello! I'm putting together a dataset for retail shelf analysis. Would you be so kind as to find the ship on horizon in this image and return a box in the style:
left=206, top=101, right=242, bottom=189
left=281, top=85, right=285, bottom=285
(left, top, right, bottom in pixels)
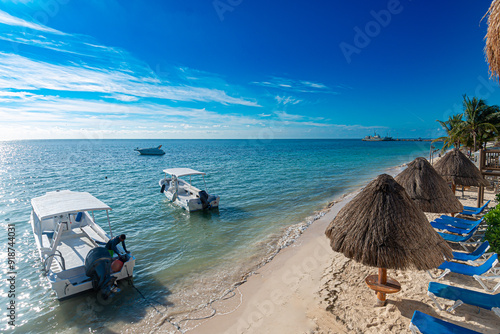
left=362, top=132, right=394, bottom=141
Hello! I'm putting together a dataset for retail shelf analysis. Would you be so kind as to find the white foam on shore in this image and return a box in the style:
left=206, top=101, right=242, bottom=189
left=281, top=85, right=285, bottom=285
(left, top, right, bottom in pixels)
left=217, top=156, right=412, bottom=295
left=138, top=157, right=421, bottom=333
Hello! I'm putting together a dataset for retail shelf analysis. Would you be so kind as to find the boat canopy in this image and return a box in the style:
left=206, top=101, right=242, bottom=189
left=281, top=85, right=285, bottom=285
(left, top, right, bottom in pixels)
left=163, top=168, right=206, bottom=177
left=31, top=190, right=111, bottom=220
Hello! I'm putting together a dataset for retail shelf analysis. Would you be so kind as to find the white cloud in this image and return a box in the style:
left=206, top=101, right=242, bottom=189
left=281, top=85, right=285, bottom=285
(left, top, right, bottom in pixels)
left=0, top=10, right=370, bottom=140
left=0, top=10, right=260, bottom=107
left=0, top=52, right=260, bottom=106
left=275, top=96, right=302, bottom=105
left=105, top=94, right=140, bottom=102
left=252, top=76, right=333, bottom=94
left=300, top=80, right=328, bottom=89
left=274, top=111, right=304, bottom=121
left=0, top=93, right=267, bottom=132
left=0, top=9, right=63, bottom=34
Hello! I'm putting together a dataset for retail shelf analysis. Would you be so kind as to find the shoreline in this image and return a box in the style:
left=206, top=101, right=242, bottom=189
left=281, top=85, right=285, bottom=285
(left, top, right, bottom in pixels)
left=181, top=162, right=500, bottom=334
left=5, top=140, right=436, bottom=334
left=171, top=165, right=408, bottom=333
left=187, top=190, right=358, bottom=334
left=157, top=191, right=361, bottom=333
left=130, top=164, right=407, bottom=333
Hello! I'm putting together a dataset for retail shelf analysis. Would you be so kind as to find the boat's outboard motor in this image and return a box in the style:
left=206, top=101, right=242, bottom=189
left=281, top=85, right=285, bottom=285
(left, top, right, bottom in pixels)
left=169, top=176, right=179, bottom=201
left=198, top=190, right=210, bottom=209
left=85, top=247, right=119, bottom=303
left=160, top=178, right=171, bottom=193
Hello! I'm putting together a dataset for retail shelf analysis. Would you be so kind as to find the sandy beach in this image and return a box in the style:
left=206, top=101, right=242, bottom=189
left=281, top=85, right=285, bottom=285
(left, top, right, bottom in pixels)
left=186, top=186, right=500, bottom=334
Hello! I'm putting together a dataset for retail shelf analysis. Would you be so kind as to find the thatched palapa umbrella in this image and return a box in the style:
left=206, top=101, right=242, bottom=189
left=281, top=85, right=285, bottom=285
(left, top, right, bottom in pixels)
left=395, top=157, right=463, bottom=214
left=485, top=0, right=500, bottom=83
left=433, top=149, right=490, bottom=193
left=325, top=174, right=453, bottom=306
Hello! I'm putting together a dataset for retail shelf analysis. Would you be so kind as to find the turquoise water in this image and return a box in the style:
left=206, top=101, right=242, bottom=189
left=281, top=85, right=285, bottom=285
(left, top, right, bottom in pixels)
left=0, top=139, right=433, bottom=333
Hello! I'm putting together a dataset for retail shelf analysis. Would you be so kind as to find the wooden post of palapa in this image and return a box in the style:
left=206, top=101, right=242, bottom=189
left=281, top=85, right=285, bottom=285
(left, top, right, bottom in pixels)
left=478, top=149, right=485, bottom=207
left=377, top=268, right=387, bottom=306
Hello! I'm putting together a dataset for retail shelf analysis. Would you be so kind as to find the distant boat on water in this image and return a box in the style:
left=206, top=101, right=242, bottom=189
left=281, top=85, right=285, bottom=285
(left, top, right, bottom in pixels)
left=134, top=145, right=165, bottom=155
left=362, top=133, right=394, bottom=141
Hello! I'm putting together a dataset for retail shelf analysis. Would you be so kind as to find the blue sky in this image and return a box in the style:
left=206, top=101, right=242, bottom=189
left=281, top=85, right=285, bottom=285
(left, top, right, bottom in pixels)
left=0, top=0, right=498, bottom=140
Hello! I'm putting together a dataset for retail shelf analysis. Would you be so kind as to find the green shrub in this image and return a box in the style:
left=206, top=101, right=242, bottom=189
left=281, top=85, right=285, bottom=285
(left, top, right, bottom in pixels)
left=496, top=192, right=500, bottom=204
left=484, top=205, right=500, bottom=254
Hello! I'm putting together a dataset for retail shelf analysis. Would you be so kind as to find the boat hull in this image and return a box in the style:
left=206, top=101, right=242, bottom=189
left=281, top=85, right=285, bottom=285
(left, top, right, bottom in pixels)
left=48, top=256, right=135, bottom=300
left=135, top=148, right=165, bottom=155
left=30, top=210, right=136, bottom=300
left=159, top=179, right=219, bottom=211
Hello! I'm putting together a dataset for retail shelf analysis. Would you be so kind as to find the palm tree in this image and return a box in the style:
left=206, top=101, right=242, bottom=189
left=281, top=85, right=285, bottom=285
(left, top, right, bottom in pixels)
left=459, top=95, right=499, bottom=151
left=433, top=114, right=464, bottom=151
left=478, top=103, right=500, bottom=149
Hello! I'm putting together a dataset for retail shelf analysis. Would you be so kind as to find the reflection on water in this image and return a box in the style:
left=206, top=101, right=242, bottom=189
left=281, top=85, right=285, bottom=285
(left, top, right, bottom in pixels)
left=0, top=139, right=432, bottom=333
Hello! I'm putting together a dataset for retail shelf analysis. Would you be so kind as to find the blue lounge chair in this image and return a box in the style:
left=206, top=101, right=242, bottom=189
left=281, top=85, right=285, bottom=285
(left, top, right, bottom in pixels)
left=427, top=282, right=500, bottom=318
left=452, top=241, right=492, bottom=262
left=427, top=254, right=500, bottom=293
left=460, top=200, right=491, bottom=216
left=440, top=215, right=479, bottom=222
left=437, top=224, right=482, bottom=243
left=435, top=219, right=487, bottom=250
left=409, top=310, right=481, bottom=334
left=431, top=219, right=482, bottom=235
left=436, top=216, right=483, bottom=229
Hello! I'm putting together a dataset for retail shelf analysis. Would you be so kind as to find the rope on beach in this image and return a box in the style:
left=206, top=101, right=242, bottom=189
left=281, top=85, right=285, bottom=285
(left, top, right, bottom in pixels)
left=176, top=209, right=329, bottom=330
left=129, top=283, right=183, bottom=333
left=124, top=266, right=184, bottom=333
left=169, top=210, right=329, bottom=331
left=122, top=265, right=247, bottom=333
left=122, top=208, right=330, bottom=332
left=176, top=280, right=246, bottom=333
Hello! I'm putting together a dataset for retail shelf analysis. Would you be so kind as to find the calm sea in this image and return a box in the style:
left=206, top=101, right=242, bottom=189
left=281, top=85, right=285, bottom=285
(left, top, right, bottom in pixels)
left=0, top=139, right=434, bottom=333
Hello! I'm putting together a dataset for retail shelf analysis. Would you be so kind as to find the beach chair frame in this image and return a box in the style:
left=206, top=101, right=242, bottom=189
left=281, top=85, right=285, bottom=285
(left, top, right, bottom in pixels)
left=427, top=282, right=500, bottom=318
left=452, top=241, right=493, bottom=264
left=474, top=270, right=500, bottom=293
left=459, top=238, right=487, bottom=252
left=427, top=254, right=500, bottom=293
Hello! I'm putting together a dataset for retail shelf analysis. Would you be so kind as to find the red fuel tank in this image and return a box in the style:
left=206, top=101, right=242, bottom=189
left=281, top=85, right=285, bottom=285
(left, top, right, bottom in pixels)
left=111, top=259, right=124, bottom=273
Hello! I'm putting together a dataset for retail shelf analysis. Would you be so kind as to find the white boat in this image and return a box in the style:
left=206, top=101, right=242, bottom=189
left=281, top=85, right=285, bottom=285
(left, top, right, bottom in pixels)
left=159, top=168, right=220, bottom=211
left=30, top=190, right=136, bottom=301
left=134, top=145, right=165, bottom=155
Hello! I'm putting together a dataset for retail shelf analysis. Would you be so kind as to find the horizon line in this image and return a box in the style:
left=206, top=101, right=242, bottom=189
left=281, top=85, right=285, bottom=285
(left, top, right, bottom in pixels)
left=0, top=137, right=437, bottom=142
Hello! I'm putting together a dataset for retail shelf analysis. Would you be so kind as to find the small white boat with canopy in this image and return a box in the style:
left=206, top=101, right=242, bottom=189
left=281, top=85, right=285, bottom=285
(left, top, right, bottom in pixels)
left=159, top=168, right=220, bottom=211
left=30, top=190, right=135, bottom=301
